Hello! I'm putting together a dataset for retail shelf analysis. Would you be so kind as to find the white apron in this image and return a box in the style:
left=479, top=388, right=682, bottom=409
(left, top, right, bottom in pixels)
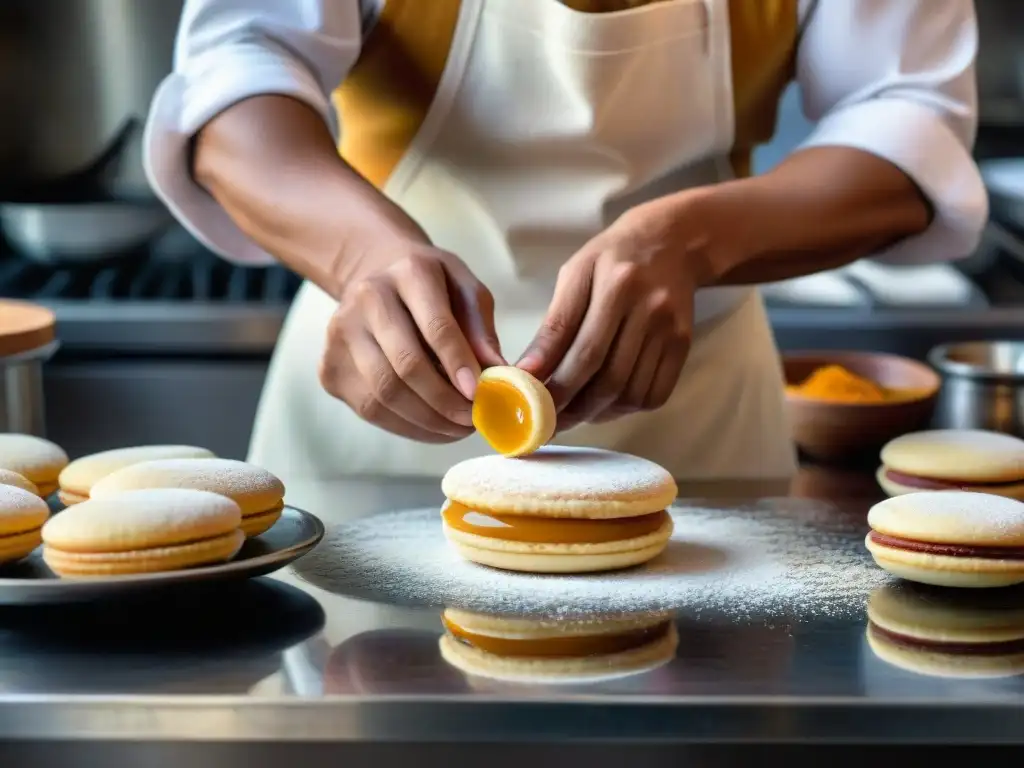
left=248, top=0, right=797, bottom=494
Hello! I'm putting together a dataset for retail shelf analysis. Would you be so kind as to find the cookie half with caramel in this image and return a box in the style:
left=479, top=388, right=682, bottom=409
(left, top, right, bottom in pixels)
left=865, top=490, right=1024, bottom=588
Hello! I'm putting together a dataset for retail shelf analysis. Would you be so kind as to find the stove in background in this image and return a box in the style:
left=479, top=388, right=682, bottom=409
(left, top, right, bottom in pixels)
left=0, top=229, right=300, bottom=459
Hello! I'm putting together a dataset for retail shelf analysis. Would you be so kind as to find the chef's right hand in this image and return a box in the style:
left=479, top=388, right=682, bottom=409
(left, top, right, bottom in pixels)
left=318, top=242, right=505, bottom=443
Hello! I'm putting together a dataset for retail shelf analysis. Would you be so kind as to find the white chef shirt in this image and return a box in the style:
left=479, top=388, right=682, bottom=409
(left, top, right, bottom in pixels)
left=144, top=0, right=987, bottom=270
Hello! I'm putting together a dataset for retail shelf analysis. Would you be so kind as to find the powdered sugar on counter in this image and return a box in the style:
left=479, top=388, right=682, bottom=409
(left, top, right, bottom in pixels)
left=295, top=501, right=890, bottom=621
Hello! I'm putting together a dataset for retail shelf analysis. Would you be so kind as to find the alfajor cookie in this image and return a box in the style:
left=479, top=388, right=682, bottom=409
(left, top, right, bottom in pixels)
left=439, top=607, right=678, bottom=684
left=440, top=446, right=676, bottom=573
left=57, top=445, right=215, bottom=506
left=865, top=584, right=1024, bottom=678
left=865, top=490, right=1024, bottom=588
left=0, top=485, right=50, bottom=565
left=41, top=488, right=244, bottom=577
left=0, top=433, right=68, bottom=497
left=90, top=457, right=285, bottom=537
left=0, top=468, right=39, bottom=496
left=877, top=429, right=1024, bottom=499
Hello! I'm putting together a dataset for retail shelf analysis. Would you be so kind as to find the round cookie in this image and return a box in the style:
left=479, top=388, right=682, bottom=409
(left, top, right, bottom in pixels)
left=0, top=468, right=39, bottom=496
left=865, top=491, right=1024, bottom=587
left=57, top=445, right=216, bottom=506
left=865, top=584, right=1024, bottom=678
left=89, top=458, right=285, bottom=538
left=441, top=446, right=677, bottom=518
left=439, top=608, right=678, bottom=684
left=0, top=434, right=68, bottom=497
left=41, top=488, right=244, bottom=577
left=441, top=446, right=676, bottom=573
left=877, top=430, right=1024, bottom=499
left=0, top=485, right=50, bottom=565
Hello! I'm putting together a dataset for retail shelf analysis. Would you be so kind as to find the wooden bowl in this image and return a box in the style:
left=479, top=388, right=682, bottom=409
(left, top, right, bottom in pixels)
left=783, top=351, right=940, bottom=463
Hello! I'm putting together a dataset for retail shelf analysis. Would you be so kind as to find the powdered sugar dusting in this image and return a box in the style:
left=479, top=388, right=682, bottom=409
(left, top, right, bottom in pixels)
left=59, top=445, right=216, bottom=490
left=869, top=490, right=1024, bottom=538
left=42, top=488, right=242, bottom=546
left=441, top=446, right=674, bottom=500
left=882, top=429, right=1024, bottom=479
left=90, top=458, right=283, bottom=500
left=886, top=428, right=1024, bottom=455
left=296, top=500, right=890, bottom=621
left=0, top=434, right=68, bottom=478
left=0, top=468, right=38, bottom=495
left=0, top=484, right=49, bottom=520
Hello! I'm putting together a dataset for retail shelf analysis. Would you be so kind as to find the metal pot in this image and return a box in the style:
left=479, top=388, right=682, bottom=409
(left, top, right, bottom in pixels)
left=928, top=341, right=1024, bottom=438
left=0, top=341, right=58, bottom=436
left=0, top=0, right=183, bottom=197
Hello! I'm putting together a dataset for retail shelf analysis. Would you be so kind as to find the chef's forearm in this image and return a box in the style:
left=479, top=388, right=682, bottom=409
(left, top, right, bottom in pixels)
left=193, top=95, right=424, bottom=299
left=686, top=147, right=932, bottom=287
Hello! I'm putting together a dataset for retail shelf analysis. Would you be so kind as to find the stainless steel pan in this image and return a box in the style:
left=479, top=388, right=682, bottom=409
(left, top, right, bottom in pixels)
left=0, top=200, right=173, bottom=266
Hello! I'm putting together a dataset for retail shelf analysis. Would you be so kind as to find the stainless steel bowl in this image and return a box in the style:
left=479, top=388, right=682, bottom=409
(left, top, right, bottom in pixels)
left=0, top=201, right=173, bottom=265
left=928, top=341, right=1024, bottom=437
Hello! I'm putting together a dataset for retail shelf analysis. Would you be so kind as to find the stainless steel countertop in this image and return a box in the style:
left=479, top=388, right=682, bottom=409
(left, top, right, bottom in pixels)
left=2, top=468, right=1024, bottom=750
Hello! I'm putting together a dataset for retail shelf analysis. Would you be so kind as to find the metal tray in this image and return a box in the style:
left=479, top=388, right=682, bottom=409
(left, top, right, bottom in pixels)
left=0, top=505, right=324, bottom=605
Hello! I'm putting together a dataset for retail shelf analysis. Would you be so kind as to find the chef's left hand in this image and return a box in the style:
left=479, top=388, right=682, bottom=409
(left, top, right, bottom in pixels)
left=518, top=194, right=711, bottom=431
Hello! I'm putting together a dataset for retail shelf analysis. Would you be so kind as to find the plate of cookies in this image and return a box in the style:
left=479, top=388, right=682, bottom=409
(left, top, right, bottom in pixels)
left=0, top=436, right=324, bottom=605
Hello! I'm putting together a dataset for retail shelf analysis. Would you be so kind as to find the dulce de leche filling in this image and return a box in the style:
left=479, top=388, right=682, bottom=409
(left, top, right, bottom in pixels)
left=442, top=502, right=668, bottom=544
left=884, top=469, right=1020, bottom=490
left=443, top=615, right=673, bottom=658
left=868, top=531, right=1024, bottom=560
left=473, top=379, right=532, bottom=455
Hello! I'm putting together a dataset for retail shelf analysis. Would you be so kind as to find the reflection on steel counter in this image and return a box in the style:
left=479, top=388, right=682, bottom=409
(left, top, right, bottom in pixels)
left=0, top=577, right=324, bottom=694
left=437, top=608, right=679, bottom=687
left=789, top=462, right=885, bottom=504
left=861, top=583, right=1024, bottom=697
left=321, top=610, right=796, bottom=696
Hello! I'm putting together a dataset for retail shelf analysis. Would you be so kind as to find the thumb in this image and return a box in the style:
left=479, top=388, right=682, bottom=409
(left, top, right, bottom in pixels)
left=517, top=265, right=591, bottom=382
left=448, top=271, right=506, bottom=368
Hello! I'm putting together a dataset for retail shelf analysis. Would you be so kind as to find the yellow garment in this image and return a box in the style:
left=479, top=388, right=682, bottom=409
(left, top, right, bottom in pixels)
left=333, top=0, right=798, bottom=188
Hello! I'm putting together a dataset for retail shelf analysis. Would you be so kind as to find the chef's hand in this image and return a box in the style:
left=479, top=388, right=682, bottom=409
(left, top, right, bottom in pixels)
left=518, top=196, right=707, bottom=431
left=319, top=239, right=505, bottom=443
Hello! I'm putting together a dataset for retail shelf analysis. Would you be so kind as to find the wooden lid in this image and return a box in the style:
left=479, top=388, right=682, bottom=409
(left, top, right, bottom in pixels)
left=0, top=300, right=56, bottom=358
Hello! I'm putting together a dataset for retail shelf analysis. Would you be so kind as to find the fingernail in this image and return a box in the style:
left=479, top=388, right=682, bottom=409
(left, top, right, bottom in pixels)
left=516, top=354, right=538, bottom=371
left=455, top=367, right=477, bottom=400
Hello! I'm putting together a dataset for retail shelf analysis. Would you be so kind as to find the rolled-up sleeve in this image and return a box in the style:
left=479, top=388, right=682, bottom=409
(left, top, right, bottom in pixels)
left=795, top=0, right=987, bottom=265
left=143, top=0, right=363, bottom=265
